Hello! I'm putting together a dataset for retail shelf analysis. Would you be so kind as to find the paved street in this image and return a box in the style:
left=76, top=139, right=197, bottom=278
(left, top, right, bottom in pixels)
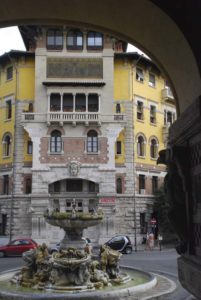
left=121, top=248, right=196, bottom=300
left=0, top=249, right=197, bottom=299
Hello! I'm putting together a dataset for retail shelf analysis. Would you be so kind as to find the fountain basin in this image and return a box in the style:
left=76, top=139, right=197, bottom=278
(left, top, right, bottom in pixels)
left=0, top=267, right=157, bottom=300
left=44, top=211, right=104, bottom=249
left=45, top=217, right=102, bottom=230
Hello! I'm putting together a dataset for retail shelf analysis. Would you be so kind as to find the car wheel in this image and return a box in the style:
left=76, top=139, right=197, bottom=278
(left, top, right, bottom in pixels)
left=0, top=251, right=5, bottom=258
left=51, top=250, right=57, bottom=254
left=125, top=247, right=132, bottom=254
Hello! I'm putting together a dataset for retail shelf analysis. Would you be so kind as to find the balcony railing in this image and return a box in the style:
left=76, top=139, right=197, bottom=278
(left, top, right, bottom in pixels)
left=162, top=87, right=174, bottom=102
left=21, top=112, right=126, bottom=125
left=48, top=112, right=100, bottom=123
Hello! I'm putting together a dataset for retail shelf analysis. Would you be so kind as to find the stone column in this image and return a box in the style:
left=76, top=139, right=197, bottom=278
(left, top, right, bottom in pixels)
left=158, top=97, right=201, bottom=300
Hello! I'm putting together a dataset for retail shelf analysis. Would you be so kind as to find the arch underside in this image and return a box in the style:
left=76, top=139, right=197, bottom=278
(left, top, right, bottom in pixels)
left=0, top=0, right=200, bottom=115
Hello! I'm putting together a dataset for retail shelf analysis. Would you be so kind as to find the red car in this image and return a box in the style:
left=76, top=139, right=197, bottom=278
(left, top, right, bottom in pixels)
left=0, top=238, right=38, bottom=257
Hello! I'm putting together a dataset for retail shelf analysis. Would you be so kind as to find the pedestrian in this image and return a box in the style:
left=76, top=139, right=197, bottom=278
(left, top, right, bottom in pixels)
left=148, top=232, right=154, bottom=251
left=158, top=233, right=163, bottom=251
left=145, top=232, right=149, bottom=250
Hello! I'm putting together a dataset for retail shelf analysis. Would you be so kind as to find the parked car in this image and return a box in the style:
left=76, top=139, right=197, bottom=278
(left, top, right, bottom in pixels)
left=105, top=235, right=132, bottom=254
left=49, top=238, right=92, bottom=254
left=0, top=238, right=38, bottom=257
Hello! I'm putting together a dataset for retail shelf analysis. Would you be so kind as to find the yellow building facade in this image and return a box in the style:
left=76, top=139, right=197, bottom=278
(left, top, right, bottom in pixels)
left=114, top=52, right=176, bottom=232
left=0, top=51, right=34, bottom=236
left=0, top=31, right=176, bottom=244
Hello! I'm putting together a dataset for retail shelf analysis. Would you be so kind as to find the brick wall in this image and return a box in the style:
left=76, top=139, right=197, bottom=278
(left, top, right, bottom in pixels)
left=39, top=137, right=109, bottom=164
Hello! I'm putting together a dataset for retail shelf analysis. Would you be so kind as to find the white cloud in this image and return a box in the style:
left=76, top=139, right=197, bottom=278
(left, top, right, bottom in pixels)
left=0, top=26, right=25, bottom=55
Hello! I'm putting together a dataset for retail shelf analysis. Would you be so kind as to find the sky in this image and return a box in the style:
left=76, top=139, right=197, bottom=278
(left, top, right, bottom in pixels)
left=0, top=26, right=25, bottom=55
left=0, top=26, right=145, bottom=55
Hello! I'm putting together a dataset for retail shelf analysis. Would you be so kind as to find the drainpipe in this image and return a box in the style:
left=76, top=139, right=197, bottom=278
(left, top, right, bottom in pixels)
left=7, top=53, right=18, bottom=242
left=131, top=54, right=144, bottom=252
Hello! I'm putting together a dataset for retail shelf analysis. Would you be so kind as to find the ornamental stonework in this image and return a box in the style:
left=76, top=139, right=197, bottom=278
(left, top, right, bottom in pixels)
left=47, top=57, right=103, bottom=79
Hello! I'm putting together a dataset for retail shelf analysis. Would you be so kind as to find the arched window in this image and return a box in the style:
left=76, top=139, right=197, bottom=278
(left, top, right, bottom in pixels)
left=46, top=28, right=63, bottom=50
left=28, top=103, right=33, bottom=112
left=87, top=130, right=98, bottom=153
left=137, top=135, right=145, bottom=157
left=2, top=134, right=11, bottom=157
left=50, top=130, right=62, bottom=153
left=150, top=139, right=158, bottom=159
left=67, top=29, right=83, bottom=50
left=87, top=31, right=103, bottom=49
left=116, top=103, right=121, bottom=113
left=116, top=177, right=123, bottom=194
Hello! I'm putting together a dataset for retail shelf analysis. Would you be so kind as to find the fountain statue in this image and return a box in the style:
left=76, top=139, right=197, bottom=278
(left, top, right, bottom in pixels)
left=0, top=199, right=160, bottom=299
left=11, top=199, right=127, bottom=292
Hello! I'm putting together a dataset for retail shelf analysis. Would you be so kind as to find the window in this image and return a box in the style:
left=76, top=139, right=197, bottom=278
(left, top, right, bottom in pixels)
left=116, top=103, right=121, bottom=113
left=6, top=66, right=13, bottom=80
left=137, top=135, right=145, bottom=157
left=3, top=175, right=9, bottom=195
left=87, top=130, right=98, bottom=153
left=149, top=73, right=155, bottom=87
left=116, top=141, right=122, bottom=155
left=6, top=100, right=12, bottom=119
left=46, top=28, right=63, bottom=50
left=54, top=181, right=60, bottom=193
left=50, top=93, right=61, bottom=111
left=88, top=94, right=99, bottom=112
left=139, top=175, right=145, bottom=194
left=140, top=213, right=147, bottom=234
left=150, top=105, right=156, bottom=124
left=75, top=94, right=86, bottom=112
left=136, top=68, right=144, bottom=82
left=164, top=110, right=175, bottom=125
left=89, top=181, right=96, bottom=192
left=87, top=31, right=103, bottom=49
left=66, top=179, right=83, bottom=192
left=137, top=101, right=144, bottom=120
left=67, top=29, right=83, bottom=50
left=66, top=201, right=71, bottom=212
left=77, top=201, right=83, bottom=212
left=53, top=199, right=60, bottom=212
left=28, top=103, right=33, bottom=112
left=27, top=140, right=33, bottom=154
left=25, top=177, right=32, bottom=194
left=116, top=177, right=123, bottom=194
left=152, top=176, right=158, bottom=194
left=63, top=93, right=73, bottom=112
left=2, top=134, right=11, bottom=157
left=50, top=130, right=62, bottom=153
left=150, top=139, right=158, bottom=159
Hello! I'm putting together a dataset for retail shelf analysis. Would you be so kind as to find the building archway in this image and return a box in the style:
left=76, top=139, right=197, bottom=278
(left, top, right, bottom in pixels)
left=0, top=1, right=201, bottom=298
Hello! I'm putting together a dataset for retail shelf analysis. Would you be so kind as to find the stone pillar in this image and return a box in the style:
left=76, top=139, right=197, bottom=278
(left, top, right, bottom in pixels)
left=47, top=93, right=50, bottom=112
left=106, top=125, right=124, bottom=168
left=158, top=97, right=201, bottom=300
left=60, top=92, right=63, bottom=112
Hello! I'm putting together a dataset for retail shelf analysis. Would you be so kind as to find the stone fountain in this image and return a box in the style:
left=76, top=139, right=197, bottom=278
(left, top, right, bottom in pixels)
left=0, top=199, right=161, bottom=299
left=10, top=199, right=128, bottom=292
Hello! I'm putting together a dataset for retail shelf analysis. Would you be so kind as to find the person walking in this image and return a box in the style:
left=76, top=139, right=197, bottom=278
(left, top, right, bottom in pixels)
left=158, top=233, right=163, bottom=251
left=148, top=232, right=155, bottom=251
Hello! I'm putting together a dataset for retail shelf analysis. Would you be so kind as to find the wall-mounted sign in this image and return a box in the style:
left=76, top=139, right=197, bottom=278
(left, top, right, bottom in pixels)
left=99, top=197, right=116, bottom=205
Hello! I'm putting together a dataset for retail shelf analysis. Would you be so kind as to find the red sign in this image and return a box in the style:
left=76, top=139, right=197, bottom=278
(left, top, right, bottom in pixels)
left=150, top=218, right=157, bottom=225
left=99, top=197, right=116, bottom=205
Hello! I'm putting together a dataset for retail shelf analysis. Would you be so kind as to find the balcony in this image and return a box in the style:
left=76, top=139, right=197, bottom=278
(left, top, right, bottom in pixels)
left=21, top=112, right=126, bottom=126
left=162, top=87, right=174, bottom=103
